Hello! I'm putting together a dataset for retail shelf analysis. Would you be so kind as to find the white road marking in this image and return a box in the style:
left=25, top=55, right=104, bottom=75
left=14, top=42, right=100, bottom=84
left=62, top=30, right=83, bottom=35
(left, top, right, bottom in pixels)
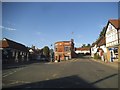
left=3, top=68, right=24, bottom=78
left=3, top=79, right=31, bottom=86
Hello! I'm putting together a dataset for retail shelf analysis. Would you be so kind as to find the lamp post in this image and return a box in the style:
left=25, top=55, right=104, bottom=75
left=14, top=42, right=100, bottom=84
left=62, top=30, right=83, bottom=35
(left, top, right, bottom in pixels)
left=50, top=44, right=53, bottom=62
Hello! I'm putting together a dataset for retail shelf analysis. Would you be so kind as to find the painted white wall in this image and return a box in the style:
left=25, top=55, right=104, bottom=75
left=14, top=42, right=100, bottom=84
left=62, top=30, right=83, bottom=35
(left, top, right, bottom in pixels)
left=118, top=29, right=120, bottom=43
left=106, top=23, right=118, bottom=47
left=91, top=44, right=98, bottom=57
left=100, top=45, right=107, bottom=53
left=75, top=50, right=90, bottom=54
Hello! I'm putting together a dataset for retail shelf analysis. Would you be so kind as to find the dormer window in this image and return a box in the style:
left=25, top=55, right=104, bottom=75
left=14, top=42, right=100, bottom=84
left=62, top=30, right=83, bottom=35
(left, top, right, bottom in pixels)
left=109, top=25, right=112, bottom=30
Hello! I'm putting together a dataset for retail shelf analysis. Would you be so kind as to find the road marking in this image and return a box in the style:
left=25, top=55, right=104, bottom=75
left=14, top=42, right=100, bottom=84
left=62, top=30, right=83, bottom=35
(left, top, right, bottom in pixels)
left=9, top=80, right=31, bottom=85
left=3, top=68, right=24, bottom=78
left=3, top=79, right=31, bottom=86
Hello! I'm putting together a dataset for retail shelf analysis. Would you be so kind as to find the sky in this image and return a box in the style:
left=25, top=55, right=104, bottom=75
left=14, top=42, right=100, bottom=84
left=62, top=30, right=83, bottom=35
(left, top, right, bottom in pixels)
left=2, top=2, right=118, bottom=49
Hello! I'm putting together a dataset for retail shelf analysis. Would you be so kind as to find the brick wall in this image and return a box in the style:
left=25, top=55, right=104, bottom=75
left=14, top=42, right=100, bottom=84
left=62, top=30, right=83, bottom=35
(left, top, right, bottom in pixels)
left=54, top=40, right=75, bottom=61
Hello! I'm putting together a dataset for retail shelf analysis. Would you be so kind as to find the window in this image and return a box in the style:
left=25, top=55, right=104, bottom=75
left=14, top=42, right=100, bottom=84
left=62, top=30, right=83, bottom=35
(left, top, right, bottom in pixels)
left=64, top=46, right=70, bottom=52
left=109, top=25, right=112, bottom=30
left=92, top=48, right=94, bottom=51
left=20, top=52, right=23, bottom=55
left=55, top=48, right=57, bottom=52
left=12, top=51, right=15, bottom=57
left=58, top=48, right=62, bottom=52
left=114, top=48, right=118, bottom=54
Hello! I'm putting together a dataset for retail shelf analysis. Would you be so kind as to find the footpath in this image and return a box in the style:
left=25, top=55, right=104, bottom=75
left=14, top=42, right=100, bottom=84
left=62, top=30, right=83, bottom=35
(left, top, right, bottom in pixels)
left=91, top=58, right=119, bottom=69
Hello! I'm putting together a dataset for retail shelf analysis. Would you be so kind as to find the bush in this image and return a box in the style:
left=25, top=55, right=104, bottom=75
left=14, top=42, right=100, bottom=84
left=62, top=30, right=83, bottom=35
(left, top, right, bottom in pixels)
left=94, top=53, right=101, bottom=60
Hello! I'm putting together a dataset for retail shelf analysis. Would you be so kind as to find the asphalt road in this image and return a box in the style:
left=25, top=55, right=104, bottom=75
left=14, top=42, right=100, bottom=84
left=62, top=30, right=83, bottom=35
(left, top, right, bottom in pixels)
left=2, top=57, right=119, bottom=89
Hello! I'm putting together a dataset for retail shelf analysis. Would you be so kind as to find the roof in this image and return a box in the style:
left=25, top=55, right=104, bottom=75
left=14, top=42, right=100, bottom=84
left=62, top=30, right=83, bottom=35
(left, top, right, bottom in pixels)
left=97, top=48, right=104, bottom=52
left=55, top=41, right=70, bottom=44
left=75, top=47, right=90, bottom=51
left=108, top=19, right=120, bottom=29
left=92, top=35, right=106, bottom=47
left=96, top=35, right=106, bottom=47
left=91, top=42, right=96, bottom=47
left=91, top=19, right=119, bottom=47
left=55, top=39, right=74, bottom=44
left=0, top=38, right=28, bottom=52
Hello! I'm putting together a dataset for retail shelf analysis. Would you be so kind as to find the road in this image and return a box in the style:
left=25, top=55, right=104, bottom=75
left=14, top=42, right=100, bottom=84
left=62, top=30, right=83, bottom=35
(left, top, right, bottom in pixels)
left=2, top=57, right=118, bottom=89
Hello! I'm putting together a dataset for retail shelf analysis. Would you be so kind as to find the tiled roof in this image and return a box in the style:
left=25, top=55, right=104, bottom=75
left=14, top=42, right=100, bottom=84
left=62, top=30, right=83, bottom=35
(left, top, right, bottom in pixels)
left=55, top=41, right=70, bottom=44
left=75, top=47, right=90, bottom=51
left=92, top=35, right=106, bottom=47
left=55, top=39, right=74, bottom=44
left=91, top=42, right=96, bottom=47
left=97, top=48, right=104, bottom=52
left=109, top=19, right=120, bottom=29
left=0, top=38, right=28, bottom=52
left=97, top=35, right=106, bottom=47
left=1, top=40, right=9, bottom=48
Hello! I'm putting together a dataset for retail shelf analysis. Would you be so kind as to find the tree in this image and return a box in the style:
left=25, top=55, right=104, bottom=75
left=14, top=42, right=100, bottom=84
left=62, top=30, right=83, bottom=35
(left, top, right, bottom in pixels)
left=82, top=44, right=86, bottom=48
left=81, top=44, right=91, bottom=48
left=99, top=26, right=107, bottom=37
left=87, top=44, right=91, bottom=47
left=43, top=46, right=50, bottom=58
left=32, top=45, right=35, bottom=50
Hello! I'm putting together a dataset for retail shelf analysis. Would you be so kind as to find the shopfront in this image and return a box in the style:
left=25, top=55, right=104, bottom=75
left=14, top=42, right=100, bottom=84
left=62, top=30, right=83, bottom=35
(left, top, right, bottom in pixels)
left=108, top=47, right=118, bottom=62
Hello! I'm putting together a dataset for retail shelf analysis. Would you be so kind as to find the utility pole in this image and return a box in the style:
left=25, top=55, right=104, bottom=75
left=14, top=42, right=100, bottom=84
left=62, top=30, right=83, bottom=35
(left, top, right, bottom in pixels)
left=50, top=44, right=53, bottom=62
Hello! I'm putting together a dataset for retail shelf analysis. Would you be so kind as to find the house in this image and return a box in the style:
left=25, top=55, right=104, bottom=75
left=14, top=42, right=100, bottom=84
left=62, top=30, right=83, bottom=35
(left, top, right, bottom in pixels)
left=75, top=47, right=90, bottom=55
left=0, top=38, right=29, bottom=64
left=28, top=46, right=44, bottom=61
left=91, top=35, right=107, bottom=61
left=91, top=43, right=98, bottom=58
left=54, top=39, right=77, bottom=62
left=105, top=19, right=120, bottom=62
left=96, top=35, right=107, bottom=61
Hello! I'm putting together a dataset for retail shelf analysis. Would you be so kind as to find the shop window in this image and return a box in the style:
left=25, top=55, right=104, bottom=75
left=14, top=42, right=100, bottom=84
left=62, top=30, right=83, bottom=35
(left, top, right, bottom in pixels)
left=114, top=48, right=118, bottom=55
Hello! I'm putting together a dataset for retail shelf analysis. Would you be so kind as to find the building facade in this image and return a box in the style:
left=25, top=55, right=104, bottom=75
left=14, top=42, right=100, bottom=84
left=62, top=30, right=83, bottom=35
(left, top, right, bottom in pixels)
left=91, top=43, right=98, bottom=58
left=0, top=38, right=29, bottom=64
left=75, top=47, right=90, bottom=55
left=91, top=35, right=107, bottom=61
left=105, top=19, right=120, bottom=62
left=54, top=39, right=76, bottom=61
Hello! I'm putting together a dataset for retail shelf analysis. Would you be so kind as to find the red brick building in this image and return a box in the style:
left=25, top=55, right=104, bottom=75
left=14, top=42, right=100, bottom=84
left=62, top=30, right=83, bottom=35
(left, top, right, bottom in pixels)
left=54, top=39, right=77, bottom=61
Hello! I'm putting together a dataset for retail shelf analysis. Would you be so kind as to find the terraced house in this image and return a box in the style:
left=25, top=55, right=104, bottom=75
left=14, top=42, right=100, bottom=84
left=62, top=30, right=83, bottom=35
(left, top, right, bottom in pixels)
left=54, top=39, right=77, bottom=62
left=105, top=19, right=120, bottom=62
left=0, top=38, right=29, bottom=64
left=91, top=35, right=107, bottom=61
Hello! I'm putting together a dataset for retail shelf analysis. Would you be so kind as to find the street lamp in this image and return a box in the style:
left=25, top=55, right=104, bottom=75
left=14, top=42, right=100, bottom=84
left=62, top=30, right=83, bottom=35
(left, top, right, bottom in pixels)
left=50, top=44, right=53, bottom=62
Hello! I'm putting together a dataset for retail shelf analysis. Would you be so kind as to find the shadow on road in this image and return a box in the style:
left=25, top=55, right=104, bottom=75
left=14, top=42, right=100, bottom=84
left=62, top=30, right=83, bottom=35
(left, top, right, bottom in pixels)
left=3, top=75, right=98, bottom=89
left=77, top=55, right=91, bottom=59
left=2, top=60, right=49, bottom=70
left=2, top=74, right=118, bottom=89
left=91, top=73, right=118, bottom=85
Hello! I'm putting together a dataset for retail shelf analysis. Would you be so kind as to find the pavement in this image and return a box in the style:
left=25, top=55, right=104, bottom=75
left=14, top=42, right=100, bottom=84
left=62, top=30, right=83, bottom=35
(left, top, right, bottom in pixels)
left=50, top=57, right=119, bottom=69
left=91, top=58, right=119, bottom=69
